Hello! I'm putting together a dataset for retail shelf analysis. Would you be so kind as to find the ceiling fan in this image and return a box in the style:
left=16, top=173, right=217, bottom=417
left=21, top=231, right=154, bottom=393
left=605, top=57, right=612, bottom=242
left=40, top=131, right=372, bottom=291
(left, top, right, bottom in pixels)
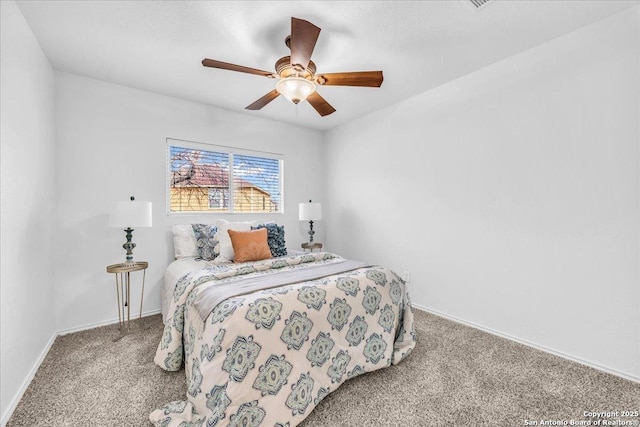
left=202, top=17, right=383, bottom=117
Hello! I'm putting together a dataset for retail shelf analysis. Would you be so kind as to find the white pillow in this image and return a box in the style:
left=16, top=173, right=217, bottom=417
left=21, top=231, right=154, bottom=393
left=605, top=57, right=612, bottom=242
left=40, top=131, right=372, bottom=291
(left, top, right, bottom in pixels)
left=172, top=224, right=198, bottom=259
left=215, top=219, right=261, bottom=261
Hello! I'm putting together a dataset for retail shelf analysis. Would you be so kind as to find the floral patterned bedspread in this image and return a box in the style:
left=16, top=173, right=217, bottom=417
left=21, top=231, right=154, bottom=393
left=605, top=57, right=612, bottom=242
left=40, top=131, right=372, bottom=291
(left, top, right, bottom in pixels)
left=150, top=252, right=416, bottom=427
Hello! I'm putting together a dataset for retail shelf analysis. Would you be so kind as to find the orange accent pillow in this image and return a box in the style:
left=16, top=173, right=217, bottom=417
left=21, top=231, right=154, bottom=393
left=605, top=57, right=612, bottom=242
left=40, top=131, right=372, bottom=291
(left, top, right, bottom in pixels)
left=228, top=228, right=272, bottom=263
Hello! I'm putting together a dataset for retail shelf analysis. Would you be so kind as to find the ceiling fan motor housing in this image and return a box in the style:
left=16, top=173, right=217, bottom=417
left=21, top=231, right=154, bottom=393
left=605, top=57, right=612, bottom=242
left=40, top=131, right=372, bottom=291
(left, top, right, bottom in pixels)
left=275, top=56, right=316, bottom=80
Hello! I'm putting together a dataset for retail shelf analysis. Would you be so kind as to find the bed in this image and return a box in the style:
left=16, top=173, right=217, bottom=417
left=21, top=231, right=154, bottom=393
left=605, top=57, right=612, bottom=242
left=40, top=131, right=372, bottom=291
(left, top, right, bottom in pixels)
left=150, top=222, right=416, bottom=427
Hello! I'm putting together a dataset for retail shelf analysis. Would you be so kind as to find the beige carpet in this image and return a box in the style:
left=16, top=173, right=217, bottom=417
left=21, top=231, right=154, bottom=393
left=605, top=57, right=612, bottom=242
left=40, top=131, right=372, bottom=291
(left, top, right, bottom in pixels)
left=7, top=309, right=639, bottom=426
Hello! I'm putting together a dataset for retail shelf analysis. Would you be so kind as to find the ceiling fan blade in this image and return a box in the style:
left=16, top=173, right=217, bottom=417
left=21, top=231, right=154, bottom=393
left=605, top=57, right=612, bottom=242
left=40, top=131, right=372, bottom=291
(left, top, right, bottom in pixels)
left=316, top=71, right=384, bottom=87
left=246, top=89, right=280, bottom=110
left=307, top=91, right=336, bottom=117
left=290, top=17, right=320, bottom=71
left=202, top=58, right=274, bottom=78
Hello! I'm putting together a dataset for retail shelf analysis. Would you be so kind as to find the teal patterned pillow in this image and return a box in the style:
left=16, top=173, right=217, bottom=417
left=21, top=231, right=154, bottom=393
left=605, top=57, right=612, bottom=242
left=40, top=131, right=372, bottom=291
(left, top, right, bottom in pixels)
left=191, top=224, right=218, bottom=260
left=252, top=223, right=287, bottom=257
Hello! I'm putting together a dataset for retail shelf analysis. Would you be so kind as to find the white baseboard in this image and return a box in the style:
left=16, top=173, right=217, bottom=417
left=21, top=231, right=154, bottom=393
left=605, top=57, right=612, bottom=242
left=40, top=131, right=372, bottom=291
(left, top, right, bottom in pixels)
left=412, top=303, right=640, bottom=384
left=56, top=309, right=162, bottom=336
left=1, top=332, right=57, bottom=427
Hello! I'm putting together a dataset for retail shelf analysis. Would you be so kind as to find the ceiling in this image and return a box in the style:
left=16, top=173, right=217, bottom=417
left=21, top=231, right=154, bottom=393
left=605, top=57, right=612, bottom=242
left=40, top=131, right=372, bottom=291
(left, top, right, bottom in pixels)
left=16, top=0, right=639, bottom=131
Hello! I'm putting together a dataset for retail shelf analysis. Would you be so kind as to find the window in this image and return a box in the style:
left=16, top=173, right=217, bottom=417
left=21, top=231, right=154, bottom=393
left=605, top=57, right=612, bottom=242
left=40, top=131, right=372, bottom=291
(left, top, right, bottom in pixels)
left=167, top=139, right=283, bottom=214
left=208, top=188, right=229, bottom=209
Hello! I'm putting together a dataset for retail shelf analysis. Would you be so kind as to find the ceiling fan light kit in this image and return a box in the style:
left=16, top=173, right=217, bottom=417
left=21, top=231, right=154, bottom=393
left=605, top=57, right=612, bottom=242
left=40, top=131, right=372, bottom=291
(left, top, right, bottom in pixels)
left=276, top=77, right=316, bottom=104
left=202, top=17, right=383, bottom=117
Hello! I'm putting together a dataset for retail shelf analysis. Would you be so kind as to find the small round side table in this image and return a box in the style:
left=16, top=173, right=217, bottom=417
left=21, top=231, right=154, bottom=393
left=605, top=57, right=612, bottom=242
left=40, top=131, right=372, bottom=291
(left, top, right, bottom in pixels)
left=301, top=242, right=323, bottom=252
left=106, top=261, right=148, bottom=340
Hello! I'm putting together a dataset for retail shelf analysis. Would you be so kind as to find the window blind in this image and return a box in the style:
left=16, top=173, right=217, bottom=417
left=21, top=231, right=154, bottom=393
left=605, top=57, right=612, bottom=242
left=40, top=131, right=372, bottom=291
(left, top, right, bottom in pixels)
left=167, top=140, right=283, bottom=214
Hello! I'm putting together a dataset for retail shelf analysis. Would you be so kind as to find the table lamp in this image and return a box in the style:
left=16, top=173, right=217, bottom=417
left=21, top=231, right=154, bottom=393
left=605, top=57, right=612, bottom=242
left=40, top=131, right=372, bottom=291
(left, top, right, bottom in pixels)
left=109, top=196, right=152, bottom=265
left=299, top=200, right=322, bottom=243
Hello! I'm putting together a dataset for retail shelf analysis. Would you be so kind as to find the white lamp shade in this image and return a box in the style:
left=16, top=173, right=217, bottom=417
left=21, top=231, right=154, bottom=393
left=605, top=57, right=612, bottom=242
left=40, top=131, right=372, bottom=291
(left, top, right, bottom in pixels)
left=109, top=200, right=152, bottom=228
left=299, top=202, right=322, bottom=221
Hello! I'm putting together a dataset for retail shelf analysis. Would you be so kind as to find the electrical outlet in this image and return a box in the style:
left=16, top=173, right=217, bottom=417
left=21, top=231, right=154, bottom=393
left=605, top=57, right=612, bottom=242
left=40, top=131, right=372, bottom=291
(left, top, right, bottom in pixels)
left=401, top=271, right=411, bottom=283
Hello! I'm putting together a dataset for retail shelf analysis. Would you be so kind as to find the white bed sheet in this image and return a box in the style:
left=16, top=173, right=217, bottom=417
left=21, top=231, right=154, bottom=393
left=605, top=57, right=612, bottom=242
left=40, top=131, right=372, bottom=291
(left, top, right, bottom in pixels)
left=162, top=257, right=213, bottom=323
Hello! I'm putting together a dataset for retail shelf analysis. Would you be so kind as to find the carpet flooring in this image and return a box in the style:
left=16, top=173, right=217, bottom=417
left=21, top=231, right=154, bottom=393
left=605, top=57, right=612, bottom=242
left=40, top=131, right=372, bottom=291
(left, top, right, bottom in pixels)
left=6, top=309, right=639, bottom=426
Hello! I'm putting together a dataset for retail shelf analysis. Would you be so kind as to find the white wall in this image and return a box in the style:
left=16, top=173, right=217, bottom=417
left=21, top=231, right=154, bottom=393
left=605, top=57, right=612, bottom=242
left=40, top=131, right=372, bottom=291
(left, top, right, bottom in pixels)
left=0, top=1, right=57, bottom=423
left=54, top=72, right=325, bottom=332
left=324, top=7, right=640, bottom=379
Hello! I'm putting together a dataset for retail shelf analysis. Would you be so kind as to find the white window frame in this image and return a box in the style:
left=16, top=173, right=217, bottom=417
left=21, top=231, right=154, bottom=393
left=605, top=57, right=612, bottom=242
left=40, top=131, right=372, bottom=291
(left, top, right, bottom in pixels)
left=166, top=138, right=284, bottom=215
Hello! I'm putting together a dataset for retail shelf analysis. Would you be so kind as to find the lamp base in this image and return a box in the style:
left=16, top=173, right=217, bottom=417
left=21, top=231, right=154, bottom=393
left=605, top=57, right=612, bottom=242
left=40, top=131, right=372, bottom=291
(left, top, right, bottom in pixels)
left=307, top=220, right=315, bottom=243
left=122, top=227, right=136, bottom=265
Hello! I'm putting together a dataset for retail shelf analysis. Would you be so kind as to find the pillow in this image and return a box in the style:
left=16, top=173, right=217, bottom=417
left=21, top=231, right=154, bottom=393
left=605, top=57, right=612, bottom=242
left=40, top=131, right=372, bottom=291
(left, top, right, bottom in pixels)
left=172, top=224, right=199, bottom=259
left=191, top=224, right=218, bottom=260
left=215, top=219, right=255, bottom=261
left=252, top=223, right=287, bottom=257
left=228, top=228, right=272, bottom=263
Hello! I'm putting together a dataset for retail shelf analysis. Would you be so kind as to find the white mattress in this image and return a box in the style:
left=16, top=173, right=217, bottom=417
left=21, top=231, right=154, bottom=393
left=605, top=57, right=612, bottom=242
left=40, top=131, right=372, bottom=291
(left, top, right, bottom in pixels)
left=162, top=257, right=214, bottom=322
